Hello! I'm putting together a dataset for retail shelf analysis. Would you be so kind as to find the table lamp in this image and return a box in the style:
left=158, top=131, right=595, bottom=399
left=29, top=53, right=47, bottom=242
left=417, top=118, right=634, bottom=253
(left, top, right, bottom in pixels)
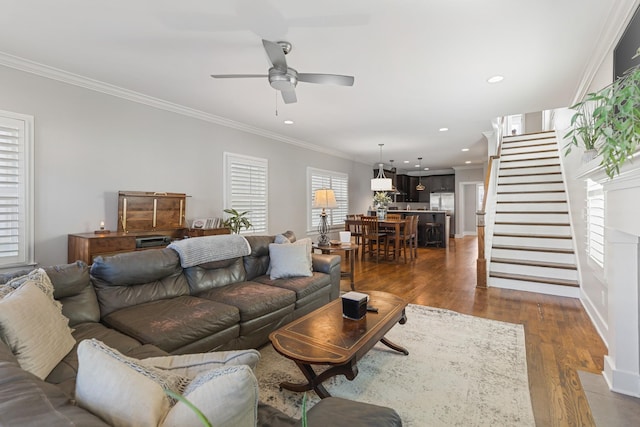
left=313, top=188, right=338, bottom=246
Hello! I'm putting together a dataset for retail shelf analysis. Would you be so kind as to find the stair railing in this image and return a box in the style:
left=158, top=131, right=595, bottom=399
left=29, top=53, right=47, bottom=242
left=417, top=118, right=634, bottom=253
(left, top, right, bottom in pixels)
left=476, top=121, right=504, bottom=288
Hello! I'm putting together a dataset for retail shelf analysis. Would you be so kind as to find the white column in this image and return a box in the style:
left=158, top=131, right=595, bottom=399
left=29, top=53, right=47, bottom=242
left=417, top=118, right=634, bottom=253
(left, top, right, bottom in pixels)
left=603, top=227, right=640, bottom=397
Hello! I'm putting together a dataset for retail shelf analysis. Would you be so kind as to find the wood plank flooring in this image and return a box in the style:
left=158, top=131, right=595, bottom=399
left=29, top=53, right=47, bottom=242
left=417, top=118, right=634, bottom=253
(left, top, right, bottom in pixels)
left=341, top=236, right=606, bottom=427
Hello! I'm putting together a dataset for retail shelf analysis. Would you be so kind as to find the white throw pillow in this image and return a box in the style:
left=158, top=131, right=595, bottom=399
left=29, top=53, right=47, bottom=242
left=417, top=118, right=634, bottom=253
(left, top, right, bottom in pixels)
left=75, top=339, right=190, bottom=427
left=0, top=278, right=75, bottom=379
left=268, top=237, right=313, bottom=280
left=161, top=365, right=258, bottom=427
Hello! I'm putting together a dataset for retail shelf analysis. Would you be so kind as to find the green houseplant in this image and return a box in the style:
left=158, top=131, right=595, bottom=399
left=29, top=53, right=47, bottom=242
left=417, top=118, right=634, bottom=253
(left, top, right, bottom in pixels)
left=223, top=208, right=253, bottom=234
left=565, top=47, right=640, bottom=178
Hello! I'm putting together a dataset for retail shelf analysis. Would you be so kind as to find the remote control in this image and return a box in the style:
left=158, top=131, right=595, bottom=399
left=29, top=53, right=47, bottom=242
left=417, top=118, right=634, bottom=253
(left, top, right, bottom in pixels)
left=366, top=306, right=378, bottom=313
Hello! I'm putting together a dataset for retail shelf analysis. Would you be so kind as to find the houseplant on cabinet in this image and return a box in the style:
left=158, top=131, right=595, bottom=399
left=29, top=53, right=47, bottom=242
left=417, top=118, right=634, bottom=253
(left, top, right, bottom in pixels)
left=223, top=208, right=253, bottom=234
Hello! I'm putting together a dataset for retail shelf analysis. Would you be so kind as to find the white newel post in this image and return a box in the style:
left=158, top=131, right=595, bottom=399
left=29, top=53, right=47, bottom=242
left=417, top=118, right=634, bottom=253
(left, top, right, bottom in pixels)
left=603, top=228, right=640, bottom=397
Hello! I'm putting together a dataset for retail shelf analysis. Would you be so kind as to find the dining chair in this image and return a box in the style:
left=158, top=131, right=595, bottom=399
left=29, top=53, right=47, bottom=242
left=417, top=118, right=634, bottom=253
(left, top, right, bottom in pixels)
left=360, top=215, right=387, bottom=263
left=381, top=213, right=402, bottom=233
left=385, top=216, right=413, bottom=263
left=346, top=214, right=363, bottom=245
left=408, top=215, right=419, bottom=258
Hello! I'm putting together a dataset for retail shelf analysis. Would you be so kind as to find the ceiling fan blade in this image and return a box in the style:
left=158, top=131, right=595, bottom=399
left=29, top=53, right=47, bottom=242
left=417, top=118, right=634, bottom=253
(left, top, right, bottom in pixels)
left=281, top=89, right=297, bottom=104
left=297, top=73, right=355, bottom=86
left=262, top=39, right=288, bottom=72
left=211, top=74, right=267, bottom=79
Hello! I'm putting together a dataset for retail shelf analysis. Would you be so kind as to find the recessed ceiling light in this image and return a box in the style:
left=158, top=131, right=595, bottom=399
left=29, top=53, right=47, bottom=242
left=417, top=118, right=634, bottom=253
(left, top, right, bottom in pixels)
left=439, top=127, right=449, bottom=132
left=283, top=120, right=294, bottom=125
left=487, top=75, right=504, bottom=84
left=403, top=160, right=410, bottom=164
left=423, top=167, right=429, bottom=171
left=414, top=164, right=420, bottom=168
left=465, top=161, right=472, bottom=164
left=461, top=148, right=469, bottom=152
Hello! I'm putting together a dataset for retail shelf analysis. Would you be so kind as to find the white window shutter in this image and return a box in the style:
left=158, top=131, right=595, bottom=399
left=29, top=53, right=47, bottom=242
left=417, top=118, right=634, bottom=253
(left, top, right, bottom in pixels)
left=224, top=153, right=268, bottom=234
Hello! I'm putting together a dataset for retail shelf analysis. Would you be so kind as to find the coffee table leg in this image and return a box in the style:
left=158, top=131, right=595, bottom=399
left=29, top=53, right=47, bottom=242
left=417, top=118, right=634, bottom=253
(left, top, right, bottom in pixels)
left=380, top=308, right=409, bottom=355
left=279, top=358, right=360, bottom=399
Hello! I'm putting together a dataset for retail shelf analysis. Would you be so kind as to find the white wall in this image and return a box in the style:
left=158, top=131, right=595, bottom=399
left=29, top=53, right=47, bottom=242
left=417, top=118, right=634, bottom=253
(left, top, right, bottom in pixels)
left=454, top=166, right=485, bottom=238
left=0, top=65, right=372, bottom=266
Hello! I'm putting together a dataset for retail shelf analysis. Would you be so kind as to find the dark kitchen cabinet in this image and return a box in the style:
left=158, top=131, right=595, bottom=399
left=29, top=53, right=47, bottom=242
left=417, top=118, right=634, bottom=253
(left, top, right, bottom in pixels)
left=429, top=174, right=455, bottom=193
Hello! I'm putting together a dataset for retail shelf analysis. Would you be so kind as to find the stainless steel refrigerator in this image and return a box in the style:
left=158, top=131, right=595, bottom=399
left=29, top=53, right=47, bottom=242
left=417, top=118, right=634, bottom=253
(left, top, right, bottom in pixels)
left=430, top=192, right=455, bottom=235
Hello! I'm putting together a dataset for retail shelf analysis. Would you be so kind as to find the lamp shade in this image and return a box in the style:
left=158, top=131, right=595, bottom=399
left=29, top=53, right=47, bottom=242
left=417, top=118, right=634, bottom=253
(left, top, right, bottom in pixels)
left=313, top=188, right=338, bottom=209
left=371, top=178, right=393, bottom=191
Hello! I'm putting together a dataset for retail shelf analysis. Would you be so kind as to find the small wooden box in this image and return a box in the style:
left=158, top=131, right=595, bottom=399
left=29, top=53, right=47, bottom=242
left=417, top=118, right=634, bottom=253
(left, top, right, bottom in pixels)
left=117, top=191, right=187, bottom=233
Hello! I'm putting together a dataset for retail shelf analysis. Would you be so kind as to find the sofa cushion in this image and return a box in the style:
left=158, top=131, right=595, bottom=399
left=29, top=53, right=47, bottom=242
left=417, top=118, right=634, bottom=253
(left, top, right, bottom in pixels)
left=0, top=278, right=75, bottom=380
left=183, top=256, right=247, bottom=294
left=196, top=281, right=296, bottom=323
left=45, top=262, right=101, bottom=326
left=91, top=248, right=190, bottom=317
left=142, top=349, right=261, bottom=376
left=75, top=339, right=189, bottom=427
left=161, top=365, right=258, bottom=427
left=253, top=271, right=332, bottom=307
left=102, top=296, right=240, bottom=353
left=243, top=235, right=275, bottom=280
left=268, top=238, right=313, bottom=280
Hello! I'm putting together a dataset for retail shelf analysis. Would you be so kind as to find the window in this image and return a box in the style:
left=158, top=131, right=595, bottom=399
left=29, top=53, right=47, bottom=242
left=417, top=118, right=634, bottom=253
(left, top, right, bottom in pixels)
left=308, top=168, right=348, bottom=232
left=224, top=153, right=268, bottom=234
left=586, top=179, right=604, bottom=267
left=0, top=111, right=34, bottom=268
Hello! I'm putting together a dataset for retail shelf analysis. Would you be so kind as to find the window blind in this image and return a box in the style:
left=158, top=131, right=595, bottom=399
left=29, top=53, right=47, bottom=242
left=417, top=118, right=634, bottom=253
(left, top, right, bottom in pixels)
left=586, top=179, right=604, bottom=267
left=224, top=153, right=268, bottom=234
left=309, top=168, right=348, bottom=230
left=0, top=112, right=33, bottom=267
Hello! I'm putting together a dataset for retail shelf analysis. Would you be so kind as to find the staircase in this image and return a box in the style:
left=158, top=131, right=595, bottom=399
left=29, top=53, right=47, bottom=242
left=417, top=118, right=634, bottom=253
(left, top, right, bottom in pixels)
left=488, top=131, right=579, bottom=298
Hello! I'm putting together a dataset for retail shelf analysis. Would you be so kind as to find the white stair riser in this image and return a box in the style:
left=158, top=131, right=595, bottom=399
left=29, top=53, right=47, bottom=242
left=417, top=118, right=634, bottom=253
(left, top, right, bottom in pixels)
left=496, top=202, right=568, bottom=212
left=490, top=262, right=578, bottom=281
left=503, top=132, right=556, bottom=143
left=494, top=224, right=571, bottom=235
left=498, top=182, right=565, bottom=192
left=495, top=212, right=570, bottom=223
left=488, top=277, right=580, bottom=298
left=491, top=248, right=576, bottom=264
left=492, top=235, right=574, bottom=249
left=501, top=151, right=560, bottom=162
left=501, top=144, right=558, bottom=155
left=500, top=165, right=562, bottom=176
left=497, top=192, right=566, bottom=202
left=501, top=158, right=560, bottom=168
left=498, top=174, right=562, bottom=184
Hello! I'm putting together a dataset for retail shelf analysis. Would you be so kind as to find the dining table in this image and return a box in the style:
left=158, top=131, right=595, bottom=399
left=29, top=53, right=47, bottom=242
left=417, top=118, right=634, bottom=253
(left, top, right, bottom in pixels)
left=344, top=218, right=409, bottom=262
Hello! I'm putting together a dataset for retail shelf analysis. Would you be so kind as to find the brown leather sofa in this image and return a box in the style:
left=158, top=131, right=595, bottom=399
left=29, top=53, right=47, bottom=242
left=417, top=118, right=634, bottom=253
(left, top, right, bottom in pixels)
left=0, top=233, right=402, bottom=426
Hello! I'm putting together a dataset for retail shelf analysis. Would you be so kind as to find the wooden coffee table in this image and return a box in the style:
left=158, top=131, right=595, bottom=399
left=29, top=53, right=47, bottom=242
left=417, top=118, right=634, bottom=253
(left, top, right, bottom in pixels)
left=268, top=290, right=408, bottom=398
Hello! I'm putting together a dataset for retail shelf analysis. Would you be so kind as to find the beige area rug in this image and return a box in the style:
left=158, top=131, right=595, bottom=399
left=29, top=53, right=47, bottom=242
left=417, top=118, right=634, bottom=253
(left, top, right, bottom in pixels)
left=255, top=304, right=535, bottom=427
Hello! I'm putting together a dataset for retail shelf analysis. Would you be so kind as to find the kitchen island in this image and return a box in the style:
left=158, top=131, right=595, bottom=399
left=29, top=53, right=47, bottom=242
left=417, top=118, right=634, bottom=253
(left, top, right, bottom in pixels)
left=388, top=210, right=450, bottom=248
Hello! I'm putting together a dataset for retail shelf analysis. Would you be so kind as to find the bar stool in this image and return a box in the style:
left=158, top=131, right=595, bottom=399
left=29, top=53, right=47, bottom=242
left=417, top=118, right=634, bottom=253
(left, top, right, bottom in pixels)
left=424, top=222, right=442, bottom=247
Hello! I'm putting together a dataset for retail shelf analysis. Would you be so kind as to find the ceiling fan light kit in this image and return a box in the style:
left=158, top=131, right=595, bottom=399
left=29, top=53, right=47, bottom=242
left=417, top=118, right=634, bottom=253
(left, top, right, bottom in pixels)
left=211, top=39, right=354, bottom=104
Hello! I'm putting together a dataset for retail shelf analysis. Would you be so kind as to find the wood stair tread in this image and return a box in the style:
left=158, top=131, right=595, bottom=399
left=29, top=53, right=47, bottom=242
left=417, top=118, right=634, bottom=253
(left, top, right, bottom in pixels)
left=491, top=257, right=577, bottom=270
left=489, top=272, right=579, bottom=287
left=500, top=164, right=560, bottom=169
left=497, top=190, right=566, bottom=194
left=492, top=244, right=574, bottom=254
left=495, top=221, right=570, bottom=226
left=493, top=232, right=572, bottom=239
left=496, top=211, right=569, bottom=214
left=498, top=181, right=563, bottom=186
left=501, top=148, right=558, bottom=156
left=499, top=172, right=562, bottom=177
left=502, top=141, right=557, bottom=149
left=497, top=200, right=567, bottom=204
left=502, top=156, right=559, bottom=162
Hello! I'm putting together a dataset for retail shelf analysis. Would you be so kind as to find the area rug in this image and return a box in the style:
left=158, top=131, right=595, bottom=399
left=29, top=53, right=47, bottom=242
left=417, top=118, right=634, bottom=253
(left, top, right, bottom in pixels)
left=255, top=304, right=535, bottom=426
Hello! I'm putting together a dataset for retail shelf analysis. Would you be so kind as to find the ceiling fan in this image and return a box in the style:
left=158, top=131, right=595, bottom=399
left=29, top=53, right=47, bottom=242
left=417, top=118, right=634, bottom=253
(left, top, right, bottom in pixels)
left=211, top=39, right=355, bottom=104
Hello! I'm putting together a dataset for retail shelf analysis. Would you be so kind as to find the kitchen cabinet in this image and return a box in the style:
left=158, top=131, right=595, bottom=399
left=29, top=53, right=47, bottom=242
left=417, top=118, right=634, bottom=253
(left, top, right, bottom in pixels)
left=429, top=174, right=455, bottom=193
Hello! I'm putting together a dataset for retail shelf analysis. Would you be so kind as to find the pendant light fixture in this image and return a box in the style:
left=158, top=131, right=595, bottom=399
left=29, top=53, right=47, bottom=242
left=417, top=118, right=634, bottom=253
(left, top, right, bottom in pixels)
left=416, top=157, right=425, bottom=191
left=371, top=144, right=392, bottom=191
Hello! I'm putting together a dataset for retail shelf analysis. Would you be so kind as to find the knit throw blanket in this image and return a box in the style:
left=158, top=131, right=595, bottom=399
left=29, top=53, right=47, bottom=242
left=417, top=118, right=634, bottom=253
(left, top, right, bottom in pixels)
left=168, top=234, right=251, bottom=268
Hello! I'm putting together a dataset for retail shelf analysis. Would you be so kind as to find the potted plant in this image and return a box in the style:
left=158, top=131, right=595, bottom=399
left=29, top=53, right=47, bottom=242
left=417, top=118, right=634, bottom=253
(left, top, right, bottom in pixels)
left=563, top=98, right=601, bottom=163
left=565, top=47, right=640, bottom=177
left=223, top=208, right=253, bottom=234
left=373, top=191, right=392, bottom=219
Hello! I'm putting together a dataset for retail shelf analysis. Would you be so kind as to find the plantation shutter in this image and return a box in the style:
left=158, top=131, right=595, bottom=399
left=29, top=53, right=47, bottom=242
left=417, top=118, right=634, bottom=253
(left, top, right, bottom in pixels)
left=0, top=112, right=33, bottom=267
left=309, top=168, right=348, bottom=230
left=224, top=153, right=268, bottom=234
left=586, top=179, right=604, bottom=267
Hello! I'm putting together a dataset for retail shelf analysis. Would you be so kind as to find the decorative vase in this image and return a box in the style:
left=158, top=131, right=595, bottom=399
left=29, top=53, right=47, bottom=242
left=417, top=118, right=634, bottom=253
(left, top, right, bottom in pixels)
left=582, top=149, right=598, bottom=164
left=376, top=207, right=387, bottom=220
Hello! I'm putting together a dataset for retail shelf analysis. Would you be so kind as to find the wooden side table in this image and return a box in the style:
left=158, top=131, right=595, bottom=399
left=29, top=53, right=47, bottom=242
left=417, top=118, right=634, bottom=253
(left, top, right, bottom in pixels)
left=312, top=243, right=359, bottom=291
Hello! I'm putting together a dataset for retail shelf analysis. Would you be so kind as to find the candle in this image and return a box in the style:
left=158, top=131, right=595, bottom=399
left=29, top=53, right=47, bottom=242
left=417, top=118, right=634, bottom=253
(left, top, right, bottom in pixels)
left=100, top=221, right=105, bottom=230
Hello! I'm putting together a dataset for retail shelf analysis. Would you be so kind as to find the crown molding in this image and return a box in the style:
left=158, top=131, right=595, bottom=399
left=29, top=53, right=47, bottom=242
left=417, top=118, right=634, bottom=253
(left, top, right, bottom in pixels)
left=0, top=51, right=356, bottom=161
left=571, top=0, right=640, bottom=104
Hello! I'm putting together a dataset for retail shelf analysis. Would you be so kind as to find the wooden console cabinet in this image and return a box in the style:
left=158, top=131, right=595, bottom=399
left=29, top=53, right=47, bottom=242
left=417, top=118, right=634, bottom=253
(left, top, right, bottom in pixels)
left=68, top=190, right=230, bottom=264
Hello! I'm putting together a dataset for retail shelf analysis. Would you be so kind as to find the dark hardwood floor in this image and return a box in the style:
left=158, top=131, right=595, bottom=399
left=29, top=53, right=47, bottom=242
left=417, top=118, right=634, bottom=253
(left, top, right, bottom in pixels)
left=341, top=236, right=606, bottom=427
